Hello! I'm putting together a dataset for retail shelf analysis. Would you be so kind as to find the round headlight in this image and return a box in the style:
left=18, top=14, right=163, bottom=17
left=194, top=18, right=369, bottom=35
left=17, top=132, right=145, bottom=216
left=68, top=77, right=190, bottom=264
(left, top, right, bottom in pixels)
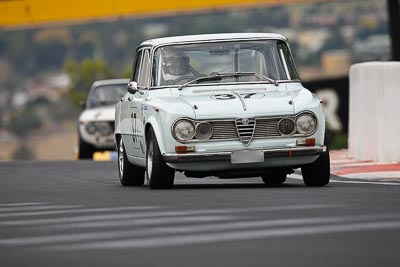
left=85, top=122, right=96, bottom=135
left=296, top=113, right=317, bottom=135
left=278, top=118, right=295, bottom=135
left=173, top=119, right=195, bottom=141
left=96, top=121, right=112, bottom=136
left=195, top=122, right=213, bottom=140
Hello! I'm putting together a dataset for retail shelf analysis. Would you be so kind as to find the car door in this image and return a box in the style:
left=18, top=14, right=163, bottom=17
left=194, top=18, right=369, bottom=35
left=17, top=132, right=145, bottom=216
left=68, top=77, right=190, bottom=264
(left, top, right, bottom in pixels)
left=119, top=49, right=142, bottom=158
left=128, top=48, right=151, bottom=158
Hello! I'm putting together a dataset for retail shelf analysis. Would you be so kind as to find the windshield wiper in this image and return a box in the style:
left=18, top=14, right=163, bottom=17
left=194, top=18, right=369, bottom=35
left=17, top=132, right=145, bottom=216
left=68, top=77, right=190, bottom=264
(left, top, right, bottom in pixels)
left=249, top=72, right=279, bottom=86
left=178, top=75, right=223, bottom=90
left=178, top=72, right=278, bottom=90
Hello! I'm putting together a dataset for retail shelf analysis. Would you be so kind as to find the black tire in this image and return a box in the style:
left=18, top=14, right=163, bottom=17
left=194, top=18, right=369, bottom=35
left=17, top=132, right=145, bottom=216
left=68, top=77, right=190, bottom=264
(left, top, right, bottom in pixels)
left=146, top=128, right=175, bottom=189
left=78, top=136, right=95, bottom=159
left=117, top=137, right=145, bottom=186
left=261, top=172, right=287, bottom=186
left=301, top=145, right=330, bottom=186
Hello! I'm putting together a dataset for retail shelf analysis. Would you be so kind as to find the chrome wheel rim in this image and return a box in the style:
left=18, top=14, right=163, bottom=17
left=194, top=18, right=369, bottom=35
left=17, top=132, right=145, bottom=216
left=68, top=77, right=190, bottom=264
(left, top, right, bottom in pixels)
left=146, top=138, right=153, bottom=180
left=118, top=139, right=124, bottom=178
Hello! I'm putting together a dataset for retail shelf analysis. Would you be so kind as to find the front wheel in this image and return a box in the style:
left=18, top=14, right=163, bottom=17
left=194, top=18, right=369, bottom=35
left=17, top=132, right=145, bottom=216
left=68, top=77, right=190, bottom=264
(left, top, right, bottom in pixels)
left=301, top=146, right=330, bottom=186
left=146, top=128, right=175, bottom=189
left=117, top=137, right=145, bottom=186
left=78, top=136, right=95, bottom=159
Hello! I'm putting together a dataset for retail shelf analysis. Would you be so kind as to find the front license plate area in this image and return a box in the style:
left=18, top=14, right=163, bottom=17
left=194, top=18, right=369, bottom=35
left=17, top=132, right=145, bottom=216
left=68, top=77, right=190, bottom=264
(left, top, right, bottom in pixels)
left=231, top=150, right=264, bottom=164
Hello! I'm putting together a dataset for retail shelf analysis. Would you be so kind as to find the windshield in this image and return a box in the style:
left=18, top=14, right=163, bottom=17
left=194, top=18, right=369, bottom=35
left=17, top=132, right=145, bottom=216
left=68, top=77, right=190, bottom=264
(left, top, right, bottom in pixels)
left=152, top=40, right=299, bottom=87
left=87, top=84, right=127, bottom=108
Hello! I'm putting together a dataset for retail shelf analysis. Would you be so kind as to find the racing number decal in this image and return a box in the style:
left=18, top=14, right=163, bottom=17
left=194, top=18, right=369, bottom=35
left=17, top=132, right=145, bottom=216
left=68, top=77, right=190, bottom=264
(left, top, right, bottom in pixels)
left=212, top=94, right=236, bottom=100
left=242, top=93, right=257, bottom=99
left=212, top=93, right=264, bottom=100
left=131, top=112, right=137, bottom=143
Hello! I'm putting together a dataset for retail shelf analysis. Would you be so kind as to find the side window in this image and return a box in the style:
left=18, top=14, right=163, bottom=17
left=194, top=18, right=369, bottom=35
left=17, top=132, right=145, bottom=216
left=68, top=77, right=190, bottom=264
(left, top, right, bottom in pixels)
left=138, top=49, right=151, bottom=87
left=132, top=50, right=143, bottom=83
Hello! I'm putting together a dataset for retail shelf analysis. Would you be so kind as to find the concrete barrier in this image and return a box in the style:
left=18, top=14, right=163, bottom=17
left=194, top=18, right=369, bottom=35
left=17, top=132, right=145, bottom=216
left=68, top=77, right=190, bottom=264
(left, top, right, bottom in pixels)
left=349, top=62, right=400, bottom=162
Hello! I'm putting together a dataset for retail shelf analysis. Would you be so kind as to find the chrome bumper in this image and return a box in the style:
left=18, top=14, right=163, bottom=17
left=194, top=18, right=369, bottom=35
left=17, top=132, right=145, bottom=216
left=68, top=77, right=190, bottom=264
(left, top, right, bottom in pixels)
left=162, top=146, right=327, bottom=163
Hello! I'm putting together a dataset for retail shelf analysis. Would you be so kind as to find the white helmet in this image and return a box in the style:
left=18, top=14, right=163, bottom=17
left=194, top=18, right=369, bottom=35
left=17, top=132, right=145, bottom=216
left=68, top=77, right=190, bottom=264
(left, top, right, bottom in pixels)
left=161, top=47, right=190, bottom=82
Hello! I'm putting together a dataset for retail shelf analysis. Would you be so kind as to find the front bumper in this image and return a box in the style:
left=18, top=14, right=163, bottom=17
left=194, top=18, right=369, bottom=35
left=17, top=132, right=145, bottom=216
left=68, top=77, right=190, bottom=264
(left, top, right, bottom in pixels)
left=162, top=145, right=326, bottom=163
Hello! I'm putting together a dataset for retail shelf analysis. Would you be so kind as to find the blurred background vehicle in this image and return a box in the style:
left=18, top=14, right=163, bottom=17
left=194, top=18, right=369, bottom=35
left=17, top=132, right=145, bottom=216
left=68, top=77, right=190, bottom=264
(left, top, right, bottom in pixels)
left=77, top=79, right=128, bottom=159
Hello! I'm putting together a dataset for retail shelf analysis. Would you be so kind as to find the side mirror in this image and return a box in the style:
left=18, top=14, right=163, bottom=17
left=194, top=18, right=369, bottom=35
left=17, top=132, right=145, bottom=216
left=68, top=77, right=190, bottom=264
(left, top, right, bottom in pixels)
left=127, top=81, right=138, bottom=94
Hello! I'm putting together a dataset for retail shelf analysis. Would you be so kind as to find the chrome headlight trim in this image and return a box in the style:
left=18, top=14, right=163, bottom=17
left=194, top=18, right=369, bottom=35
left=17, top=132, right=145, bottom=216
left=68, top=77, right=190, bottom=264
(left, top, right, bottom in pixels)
left=85, top=122, right=97, bottom=135
left=172, top=119, right=196, bottom=142
left=295, top=112, right=318, bottom=135
left=277, top=118, right=295, bottom=135
left=95, top=121, right=113, bottom=136
left=195, top=122, right=214, bottom=140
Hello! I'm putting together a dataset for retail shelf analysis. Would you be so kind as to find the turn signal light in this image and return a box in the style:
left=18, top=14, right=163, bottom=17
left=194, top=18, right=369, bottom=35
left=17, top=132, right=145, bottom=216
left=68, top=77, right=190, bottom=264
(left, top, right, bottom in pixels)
left=175, top=145, right=195, bottom=154
left=305, top=138, right=315, bottom=146
left=297, top=138, right=315, bottom=146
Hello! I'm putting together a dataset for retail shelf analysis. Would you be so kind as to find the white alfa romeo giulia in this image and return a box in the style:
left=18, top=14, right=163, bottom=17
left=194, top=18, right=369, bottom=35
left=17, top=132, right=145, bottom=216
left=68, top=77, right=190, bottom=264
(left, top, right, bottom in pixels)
left=78, top=79, right=128, bottom=159
left=115, top=33, right=330, bottom=189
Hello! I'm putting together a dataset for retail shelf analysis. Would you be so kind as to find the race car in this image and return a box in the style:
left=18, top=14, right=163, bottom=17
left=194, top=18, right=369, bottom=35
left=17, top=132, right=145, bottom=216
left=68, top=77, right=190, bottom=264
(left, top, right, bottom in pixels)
left=115, top=33, right=330, bottom=188
left=78, top=79, right=128, bottom=159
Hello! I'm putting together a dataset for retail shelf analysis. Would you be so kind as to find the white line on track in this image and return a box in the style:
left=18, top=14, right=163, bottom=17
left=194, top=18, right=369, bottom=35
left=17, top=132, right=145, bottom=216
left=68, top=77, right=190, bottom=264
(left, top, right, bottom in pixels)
left=1, top=214, right=399, bottom=246
left=0, top=206, right=160, bottom=218
left=0, top=202, right=48, bottom=207
left=0, top=205, right=83, bottom=213
left=44, top=215, right=236, bottom=230
left=331, top=162, right=376, bottom=167
left=54, top=220, right=400, bottom=250
left=0, top=204, right=338, bottom=226
left=289, top=174, right=400, bottom=186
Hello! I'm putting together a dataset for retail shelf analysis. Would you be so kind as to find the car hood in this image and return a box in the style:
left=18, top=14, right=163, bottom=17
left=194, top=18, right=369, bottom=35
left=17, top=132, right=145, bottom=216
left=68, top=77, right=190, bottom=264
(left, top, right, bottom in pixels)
left=178, top=86, right=296, bottom=119
left=79, top=105, right=116, bottom=122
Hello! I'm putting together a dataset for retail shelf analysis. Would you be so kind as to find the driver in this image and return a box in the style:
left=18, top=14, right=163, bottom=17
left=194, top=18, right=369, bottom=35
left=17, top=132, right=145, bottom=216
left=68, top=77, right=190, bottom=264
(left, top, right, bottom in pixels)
left=161, top=47, right=190, bottom=84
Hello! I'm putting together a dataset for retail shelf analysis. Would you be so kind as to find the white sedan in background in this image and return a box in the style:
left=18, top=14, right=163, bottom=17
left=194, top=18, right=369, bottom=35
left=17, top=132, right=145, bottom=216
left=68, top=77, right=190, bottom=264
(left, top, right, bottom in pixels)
left=115, top=33, right=330, bottom=188
left=78, top=79, right=128, bottom=159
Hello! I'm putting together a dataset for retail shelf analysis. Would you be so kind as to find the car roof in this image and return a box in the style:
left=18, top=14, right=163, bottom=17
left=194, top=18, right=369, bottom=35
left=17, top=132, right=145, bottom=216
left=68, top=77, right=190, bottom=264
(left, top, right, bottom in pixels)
left=140, top=33, right=287, bottom=47
left=92, top=78, right=129, bottom=87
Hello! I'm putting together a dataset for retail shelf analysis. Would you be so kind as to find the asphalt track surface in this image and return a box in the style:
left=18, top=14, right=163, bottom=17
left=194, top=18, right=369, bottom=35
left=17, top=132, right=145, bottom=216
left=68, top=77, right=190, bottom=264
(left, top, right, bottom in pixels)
left=0, top=161, right=400, bottom=267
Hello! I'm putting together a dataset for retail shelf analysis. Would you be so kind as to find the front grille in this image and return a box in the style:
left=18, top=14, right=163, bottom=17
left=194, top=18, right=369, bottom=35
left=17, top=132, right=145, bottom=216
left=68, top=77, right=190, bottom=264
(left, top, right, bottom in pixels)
left=210, top=121, right=238, bottom=140
left=235, top=118, right=256, bottom=146
left=208, top=117, right=292, bottom=142
left=254, top=118, right=281, bottom=137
